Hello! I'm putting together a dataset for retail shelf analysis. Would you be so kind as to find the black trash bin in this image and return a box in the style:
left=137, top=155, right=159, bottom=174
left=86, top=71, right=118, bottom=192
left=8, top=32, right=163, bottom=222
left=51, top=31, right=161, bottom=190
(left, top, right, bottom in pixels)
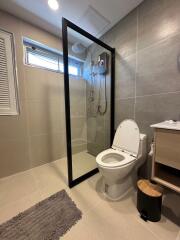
left=137, top=179, right=163, bottom=222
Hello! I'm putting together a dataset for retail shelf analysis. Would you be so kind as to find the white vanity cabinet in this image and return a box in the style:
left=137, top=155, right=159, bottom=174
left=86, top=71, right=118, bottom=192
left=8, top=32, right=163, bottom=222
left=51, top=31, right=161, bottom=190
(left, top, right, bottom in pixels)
left=151, top=121, right=180, bottom=193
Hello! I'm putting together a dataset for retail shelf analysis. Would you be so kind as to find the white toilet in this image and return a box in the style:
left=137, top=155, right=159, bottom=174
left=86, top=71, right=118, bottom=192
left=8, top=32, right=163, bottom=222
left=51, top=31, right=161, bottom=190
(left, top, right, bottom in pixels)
left=96, top=119, right=147, bottom=200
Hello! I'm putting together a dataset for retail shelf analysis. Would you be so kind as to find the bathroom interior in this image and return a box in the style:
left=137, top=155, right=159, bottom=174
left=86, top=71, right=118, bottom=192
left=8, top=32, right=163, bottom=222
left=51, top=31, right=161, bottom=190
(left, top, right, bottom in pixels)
left=0, top=0, right=179, bottom=239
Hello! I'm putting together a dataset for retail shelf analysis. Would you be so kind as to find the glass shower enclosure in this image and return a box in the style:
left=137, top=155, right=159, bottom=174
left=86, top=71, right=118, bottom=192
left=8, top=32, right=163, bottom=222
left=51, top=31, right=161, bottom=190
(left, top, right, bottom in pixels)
left=62, top=18, right=115, bottom=187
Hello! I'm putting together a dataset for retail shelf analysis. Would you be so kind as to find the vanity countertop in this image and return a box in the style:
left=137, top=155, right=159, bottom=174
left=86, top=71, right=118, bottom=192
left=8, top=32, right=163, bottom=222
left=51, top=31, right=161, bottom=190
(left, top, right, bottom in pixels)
left=151, top=121, right=180, bottom=131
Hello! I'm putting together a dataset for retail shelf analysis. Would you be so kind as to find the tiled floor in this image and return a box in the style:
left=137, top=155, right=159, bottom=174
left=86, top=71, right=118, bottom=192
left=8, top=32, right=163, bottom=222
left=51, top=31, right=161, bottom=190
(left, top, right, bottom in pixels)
left=72, top=151, right=97, bottom=179
left=0, top=152, right=179, bottom=240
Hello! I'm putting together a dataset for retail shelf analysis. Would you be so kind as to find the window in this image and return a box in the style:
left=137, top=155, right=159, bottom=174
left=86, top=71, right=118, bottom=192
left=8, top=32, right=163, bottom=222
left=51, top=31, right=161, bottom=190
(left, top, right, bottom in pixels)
left=0, top=29, right=19, bottom=115
left=23, top=38, right=82, bottom=76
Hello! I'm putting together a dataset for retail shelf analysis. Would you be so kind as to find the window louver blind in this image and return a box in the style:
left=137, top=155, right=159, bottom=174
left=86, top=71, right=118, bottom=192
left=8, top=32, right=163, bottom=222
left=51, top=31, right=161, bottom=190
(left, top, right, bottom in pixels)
left=0, top=38, right=10, bottom=108
left=23, top=37, right=83, bottom=76
left=26, top=46, right=59, bottom=71
left=0, top=30, right=18, bottom=115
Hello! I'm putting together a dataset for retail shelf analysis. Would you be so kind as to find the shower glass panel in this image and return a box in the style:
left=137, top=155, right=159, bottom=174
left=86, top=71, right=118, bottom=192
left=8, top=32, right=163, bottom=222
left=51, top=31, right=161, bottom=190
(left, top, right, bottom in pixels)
left=62, top=18, right=115, bottom=187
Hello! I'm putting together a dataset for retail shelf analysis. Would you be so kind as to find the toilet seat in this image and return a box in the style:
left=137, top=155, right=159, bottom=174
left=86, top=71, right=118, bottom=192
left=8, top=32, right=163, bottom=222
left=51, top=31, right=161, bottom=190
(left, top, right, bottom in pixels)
left=96, top=119, right=140, bottom=169
left=112, top=119, right=140, bottom=157
left=96, top=148, right=136, bottom=169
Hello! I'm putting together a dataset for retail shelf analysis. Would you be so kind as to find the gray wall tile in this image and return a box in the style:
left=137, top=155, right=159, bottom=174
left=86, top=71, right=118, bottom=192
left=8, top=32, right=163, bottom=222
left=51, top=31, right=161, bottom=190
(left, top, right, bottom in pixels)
left=115, top=98, right=135, bottom=128
left=137, top=34, right=180, bottom=96
left=101, top=0, right=180, bottom=154
left=102, top=9, right=137, bottom=58
left=115, top=53, right=136, bottom=99
left=138, top=0, right=180, bottom=50
left=135, top=93, right=180, bottom=145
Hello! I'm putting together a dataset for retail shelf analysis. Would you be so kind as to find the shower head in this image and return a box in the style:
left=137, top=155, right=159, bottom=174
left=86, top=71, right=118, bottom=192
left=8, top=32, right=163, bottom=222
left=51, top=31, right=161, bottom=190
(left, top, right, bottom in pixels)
left=72, top=42, right=86, bottom=54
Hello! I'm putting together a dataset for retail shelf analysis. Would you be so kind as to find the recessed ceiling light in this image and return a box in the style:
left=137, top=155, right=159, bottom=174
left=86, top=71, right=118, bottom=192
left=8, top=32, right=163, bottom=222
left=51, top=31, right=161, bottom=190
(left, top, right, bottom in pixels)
left=48, top=0, right=59, bottom=11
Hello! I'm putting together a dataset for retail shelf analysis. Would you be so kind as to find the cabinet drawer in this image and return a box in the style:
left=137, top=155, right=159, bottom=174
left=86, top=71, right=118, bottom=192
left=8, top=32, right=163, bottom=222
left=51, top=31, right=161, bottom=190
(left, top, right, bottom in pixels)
left=155, top=129, right=180, bottom=170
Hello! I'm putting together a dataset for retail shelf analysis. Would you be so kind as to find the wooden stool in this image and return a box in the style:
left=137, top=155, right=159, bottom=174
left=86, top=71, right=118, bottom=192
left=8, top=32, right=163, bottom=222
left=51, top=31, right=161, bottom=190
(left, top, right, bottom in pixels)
left=137, top=179, right=163, bottom=222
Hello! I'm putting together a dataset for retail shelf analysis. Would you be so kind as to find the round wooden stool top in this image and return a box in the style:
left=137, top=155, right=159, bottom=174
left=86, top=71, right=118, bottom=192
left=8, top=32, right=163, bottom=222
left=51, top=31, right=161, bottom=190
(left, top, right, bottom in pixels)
left=137, top=179, right=163, bottom=197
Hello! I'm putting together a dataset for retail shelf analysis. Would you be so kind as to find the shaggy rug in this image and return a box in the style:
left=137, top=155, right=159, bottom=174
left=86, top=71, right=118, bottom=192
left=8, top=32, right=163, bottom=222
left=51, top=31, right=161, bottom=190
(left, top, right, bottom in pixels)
left=0, top=190, right=82, bottom=240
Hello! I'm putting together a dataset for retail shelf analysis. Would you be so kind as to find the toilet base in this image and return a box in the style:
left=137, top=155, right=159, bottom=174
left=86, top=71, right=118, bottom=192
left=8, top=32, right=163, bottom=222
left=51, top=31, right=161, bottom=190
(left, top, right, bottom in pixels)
left=103, top=173, right=136, bottom=201
left=103, top=186, right=133, bottom=201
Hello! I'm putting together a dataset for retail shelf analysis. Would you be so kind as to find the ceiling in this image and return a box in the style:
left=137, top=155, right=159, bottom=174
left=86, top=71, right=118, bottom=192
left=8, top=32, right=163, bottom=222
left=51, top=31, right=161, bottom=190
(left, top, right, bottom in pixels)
left=0, top=0, right=143, bottom=46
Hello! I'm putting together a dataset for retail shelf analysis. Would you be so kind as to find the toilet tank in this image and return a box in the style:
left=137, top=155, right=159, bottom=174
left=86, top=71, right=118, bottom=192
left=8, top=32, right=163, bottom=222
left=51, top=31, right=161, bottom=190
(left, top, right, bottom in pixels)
left=138, top=134, right=147, bottom=159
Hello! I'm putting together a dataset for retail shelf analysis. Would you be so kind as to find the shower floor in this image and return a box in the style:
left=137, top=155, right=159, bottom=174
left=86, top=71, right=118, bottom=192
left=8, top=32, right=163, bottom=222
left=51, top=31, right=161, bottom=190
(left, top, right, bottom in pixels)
left=71, top=151, right=97, bottom=179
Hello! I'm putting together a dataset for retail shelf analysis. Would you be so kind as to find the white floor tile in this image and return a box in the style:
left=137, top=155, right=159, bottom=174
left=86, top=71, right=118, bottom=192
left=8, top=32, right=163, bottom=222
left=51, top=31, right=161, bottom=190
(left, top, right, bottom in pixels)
left=0, top=151, right=179, bottom=240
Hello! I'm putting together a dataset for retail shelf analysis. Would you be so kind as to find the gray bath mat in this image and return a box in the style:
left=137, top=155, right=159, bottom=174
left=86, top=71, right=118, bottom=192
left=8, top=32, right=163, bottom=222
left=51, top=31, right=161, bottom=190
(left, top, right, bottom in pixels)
left=0, top=190, right=82, bottom=240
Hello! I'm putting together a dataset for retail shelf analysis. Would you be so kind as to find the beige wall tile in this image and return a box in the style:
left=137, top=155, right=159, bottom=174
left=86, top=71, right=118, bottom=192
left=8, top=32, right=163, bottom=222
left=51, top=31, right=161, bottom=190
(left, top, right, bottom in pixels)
left=70, top=98, right=86, bottom=117
left=29, top=133, right=66, bottom=167
left=72, top=144, right=87, bottom=155
left=20, top=20, right=62, bottom=51
left=0, top=101, right=28, bottom=140
left=0, top=139, right=29, bottom=178
left=24, top=66, right=64, bottom=102
left=0, top=11, right=68, bottom=177
left=27, top=99, right=65, bottom=136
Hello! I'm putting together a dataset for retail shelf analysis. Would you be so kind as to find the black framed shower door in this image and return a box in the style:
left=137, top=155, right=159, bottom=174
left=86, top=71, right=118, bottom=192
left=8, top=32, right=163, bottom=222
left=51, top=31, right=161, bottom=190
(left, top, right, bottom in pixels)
left=62, top=17, right=115, bottom=188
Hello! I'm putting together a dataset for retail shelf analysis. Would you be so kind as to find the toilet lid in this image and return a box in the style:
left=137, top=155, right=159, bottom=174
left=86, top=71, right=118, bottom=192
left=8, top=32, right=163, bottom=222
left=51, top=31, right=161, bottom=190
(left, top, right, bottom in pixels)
left=112, top=119, right=140, bottom=157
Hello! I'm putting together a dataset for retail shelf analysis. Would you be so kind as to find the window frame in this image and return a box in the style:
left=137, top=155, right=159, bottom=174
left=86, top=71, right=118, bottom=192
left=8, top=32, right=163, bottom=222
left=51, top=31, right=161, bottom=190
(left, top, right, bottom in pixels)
left=0, top=28, right=19, bottom=116
left=23, top=38, right=83, bottom=77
